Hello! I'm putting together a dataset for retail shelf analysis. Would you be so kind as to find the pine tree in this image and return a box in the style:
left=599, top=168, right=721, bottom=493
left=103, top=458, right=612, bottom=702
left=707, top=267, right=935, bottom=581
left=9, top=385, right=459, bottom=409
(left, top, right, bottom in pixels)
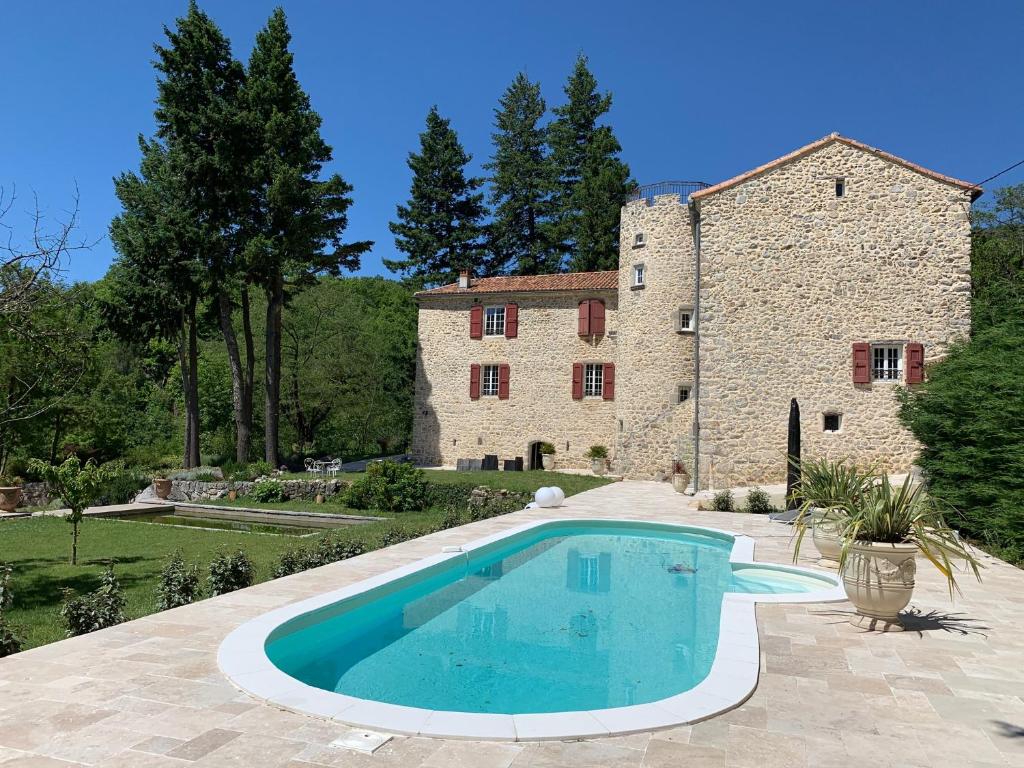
left=485, top=73, right=559, bottom=275
left=242, top=8, right=371, bottom=466
left=548, top=55, right=632, bottom=272
left=385, top=107, right=486, bottom=288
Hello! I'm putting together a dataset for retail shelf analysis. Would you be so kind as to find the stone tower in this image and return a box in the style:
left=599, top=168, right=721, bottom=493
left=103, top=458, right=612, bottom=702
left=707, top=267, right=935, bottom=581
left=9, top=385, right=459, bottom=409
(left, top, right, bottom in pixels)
left=612, top=188, right=700, bottom=481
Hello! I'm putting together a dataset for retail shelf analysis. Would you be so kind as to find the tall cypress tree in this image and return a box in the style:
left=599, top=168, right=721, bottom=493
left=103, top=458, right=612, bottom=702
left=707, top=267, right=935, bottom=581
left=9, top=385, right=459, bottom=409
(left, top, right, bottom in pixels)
left=385, top=106, right=486, bottom=288
left=242, top=8, right=371, bottom=466
left=485, top=73, right=558, bottom=275
left=548, top=55, right=632, bottom=272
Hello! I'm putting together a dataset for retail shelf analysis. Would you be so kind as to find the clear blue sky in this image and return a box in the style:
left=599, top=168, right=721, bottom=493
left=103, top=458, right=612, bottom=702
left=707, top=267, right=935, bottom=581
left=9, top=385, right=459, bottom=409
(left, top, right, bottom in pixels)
left=2, top=1, right=1021, bottom=283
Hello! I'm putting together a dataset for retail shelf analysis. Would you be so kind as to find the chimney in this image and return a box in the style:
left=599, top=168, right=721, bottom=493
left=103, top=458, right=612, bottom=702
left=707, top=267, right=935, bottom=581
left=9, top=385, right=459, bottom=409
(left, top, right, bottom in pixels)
left=458, top=270, right=473, bottom=289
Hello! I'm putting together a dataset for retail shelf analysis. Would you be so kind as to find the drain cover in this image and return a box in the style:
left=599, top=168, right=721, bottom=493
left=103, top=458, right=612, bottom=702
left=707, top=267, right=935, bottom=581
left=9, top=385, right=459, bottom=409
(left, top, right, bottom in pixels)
left=329, top=729, right=393, bottom=754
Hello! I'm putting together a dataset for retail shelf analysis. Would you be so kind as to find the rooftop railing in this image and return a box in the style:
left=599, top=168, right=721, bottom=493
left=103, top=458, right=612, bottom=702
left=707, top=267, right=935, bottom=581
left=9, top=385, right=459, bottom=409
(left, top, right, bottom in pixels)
left=627, top=180, right=710, bottom=205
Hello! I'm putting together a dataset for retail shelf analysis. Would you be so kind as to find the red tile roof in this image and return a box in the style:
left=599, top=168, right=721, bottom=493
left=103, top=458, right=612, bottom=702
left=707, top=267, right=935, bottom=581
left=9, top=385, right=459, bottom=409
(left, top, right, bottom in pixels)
left=415, top=270, right=619, bottom=297
left=690, top=133, right=983, bottom=202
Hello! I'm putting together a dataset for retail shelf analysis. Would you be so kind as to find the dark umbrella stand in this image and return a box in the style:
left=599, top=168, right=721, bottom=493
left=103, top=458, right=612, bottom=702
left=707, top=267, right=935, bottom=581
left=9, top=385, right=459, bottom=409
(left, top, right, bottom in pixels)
left=770, top=398, right=802, bottom=523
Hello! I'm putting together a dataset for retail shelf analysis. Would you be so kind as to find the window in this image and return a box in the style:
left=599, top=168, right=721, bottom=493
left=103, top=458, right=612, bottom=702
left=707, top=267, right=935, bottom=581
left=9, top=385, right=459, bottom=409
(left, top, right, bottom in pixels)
left=678, top=307, right=695, bottom=332
left=633, top=264, right=645, bottom=288
left=872, top=344, right=902, bottom=381
left=483, top=306, right=505, bottom=336
left=481, top=364, right=500, bottom=396
left=677, top=385, right=691, bottom=404
left=633, top=232, right=646, bottom=248
left=584, top=363, right=604, bottom=397
left=578, top=555, right=600, bottom=592
left=835, top=178, right=846, bottom=198
left=823, top=412, right=842, bottom=432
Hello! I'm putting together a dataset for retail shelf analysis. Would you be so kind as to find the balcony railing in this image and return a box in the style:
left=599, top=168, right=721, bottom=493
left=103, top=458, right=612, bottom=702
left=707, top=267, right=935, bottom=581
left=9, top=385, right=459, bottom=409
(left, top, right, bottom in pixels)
left=627, top=180, right=710, bottom=205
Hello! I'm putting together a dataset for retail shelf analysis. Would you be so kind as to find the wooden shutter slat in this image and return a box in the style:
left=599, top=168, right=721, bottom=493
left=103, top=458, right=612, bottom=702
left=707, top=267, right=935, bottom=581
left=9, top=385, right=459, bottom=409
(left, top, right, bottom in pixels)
left=577, top=301, right=590, bottom=337
left=906, top=342, right=925, bottom=384
left=603, top=362, right=615, bottom=400
left=469, top=305, right=483, bottom=339
left=498, top=363, right=510, bottom=399
left=591, top=300, right=606, bottom=336
left=852, top=342, right=870, bottom=384
left=572, top=363, right=583, bottom=400
left=504, top=303, right=518, bottom=339
left=469, top=363, right=481, bottom=399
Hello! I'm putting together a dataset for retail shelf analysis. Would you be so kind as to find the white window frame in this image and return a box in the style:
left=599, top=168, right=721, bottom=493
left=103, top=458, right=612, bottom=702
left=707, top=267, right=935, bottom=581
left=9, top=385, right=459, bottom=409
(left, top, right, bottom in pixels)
left=871, top=344, right=903, bottom=382
left=583, top=363, right=604, bottom=398
left=822, top=412, right=842, bottom=433
left=481, top=364, right=500, bottom=396
left=483, top=306, right=505, bottom=337
left=578, top=554, right=600, bottom=592
left=632, top=263, right=645, bottom=288
left=677, top=307, right=695, bottom=333
left=677, top=385, right=692, bottom=404
left=633, top=232, right=646, bottom=248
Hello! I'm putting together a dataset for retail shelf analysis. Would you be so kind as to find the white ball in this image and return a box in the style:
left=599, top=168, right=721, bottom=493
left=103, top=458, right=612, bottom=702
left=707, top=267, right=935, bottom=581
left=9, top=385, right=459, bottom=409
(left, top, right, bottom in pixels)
left=525, top=501, right=538, bottom=509
left=549, top=487, right=565, bottom=507
left=535, top=487, right=557, bottom=508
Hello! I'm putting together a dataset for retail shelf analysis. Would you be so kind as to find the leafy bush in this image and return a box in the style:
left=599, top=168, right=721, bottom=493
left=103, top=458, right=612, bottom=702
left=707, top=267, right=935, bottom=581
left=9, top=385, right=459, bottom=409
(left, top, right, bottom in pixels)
left=96, top=462, right=151, bottom=505
left=427, top=483, right=471, bottom=510
left=156, top=550, right=202, bottom=610
left=0, top=563, right=13, bottom=613
left=250, top=460, right=273, bottom=478
left=469, top=497, right=522, bottom=522
left=250, top=478, right=286, bottom=503
left=711, top=489, right=735, bottom=512
left=0, top=564, right=21, bottom=657
left=743, top=487, right=775, bottom=515
left=61, top=565, right=126, bottom=637
left=345, top=461, right=427, bottom=513
left=439, top=507, right=465, bottom=529
left=898, top=321, right=1024, bottom=564
left=193, top=472, right=219, bottom=482
left=273, top=536, right=367, bottom=578
left=208, top=550, right=254, bottom=595
left=379, top=526, right=417, bottom=547
left=585, top=445, right=608, bottom=459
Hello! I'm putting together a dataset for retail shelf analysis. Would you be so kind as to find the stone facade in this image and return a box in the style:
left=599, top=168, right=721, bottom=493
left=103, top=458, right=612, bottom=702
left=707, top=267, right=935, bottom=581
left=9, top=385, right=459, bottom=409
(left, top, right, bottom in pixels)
left=412, top=135, right=976, bottom=488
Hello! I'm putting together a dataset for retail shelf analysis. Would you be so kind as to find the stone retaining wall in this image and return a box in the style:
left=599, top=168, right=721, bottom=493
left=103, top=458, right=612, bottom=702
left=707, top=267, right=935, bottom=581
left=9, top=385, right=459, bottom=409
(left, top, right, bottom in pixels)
left=16, top=482, right=51, bottom=509
left=168, top=478, right=349, bottom=502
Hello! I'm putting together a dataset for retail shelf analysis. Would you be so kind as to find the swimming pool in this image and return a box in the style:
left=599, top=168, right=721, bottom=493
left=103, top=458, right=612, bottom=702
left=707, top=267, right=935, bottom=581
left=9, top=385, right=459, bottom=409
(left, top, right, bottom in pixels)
left=219, top=519, right=844, bottom=740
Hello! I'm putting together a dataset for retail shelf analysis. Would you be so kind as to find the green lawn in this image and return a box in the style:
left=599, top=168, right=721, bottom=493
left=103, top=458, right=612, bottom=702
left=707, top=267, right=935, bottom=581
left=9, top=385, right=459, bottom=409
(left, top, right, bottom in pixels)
left=0, top=470, right=614, bottom=651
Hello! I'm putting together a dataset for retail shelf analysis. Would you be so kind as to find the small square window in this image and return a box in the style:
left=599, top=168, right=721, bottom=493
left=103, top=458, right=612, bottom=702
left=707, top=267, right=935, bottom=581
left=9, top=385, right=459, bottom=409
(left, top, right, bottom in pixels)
left=823, top=412, right=842, bottom=432
left=633, top=232, right=646, bottom=248
left=633, top=264, right=645, bottom=288
left=677, top=307, right=694, bottom=332
left=483, top=306, right=505, bottom=336
left=481, top=364, right=500, bottom=396
left=677, top=385, right=692, bottom=404
left=584, top=363, right=603, bottom=397
left=835, top=178, right=846, bottom=198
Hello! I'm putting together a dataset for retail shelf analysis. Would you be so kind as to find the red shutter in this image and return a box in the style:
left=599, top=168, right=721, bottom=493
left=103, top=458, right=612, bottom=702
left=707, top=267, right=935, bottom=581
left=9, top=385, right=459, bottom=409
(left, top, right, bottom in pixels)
left=469, top=305, right=483, bottom=339
left=572, top=363, right=584, bottom=400
left=577, top=300, right=590, bottom=336
left=603, top=363, right=615, bottom=400
left=852, top=343, right=870, bottom=384
left=498, top=364, right=510, bottom=399
left=469, top=364, right=481, bottom=399
left=591, top=300, right=606, bottom=336
left=505, top=303, right=518, bottom=338
left=906, top=342, right=925, bottom=384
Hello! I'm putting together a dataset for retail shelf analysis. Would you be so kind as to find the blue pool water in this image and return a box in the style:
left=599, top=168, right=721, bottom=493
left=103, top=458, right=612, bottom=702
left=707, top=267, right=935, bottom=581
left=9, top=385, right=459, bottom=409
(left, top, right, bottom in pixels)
left=265, top=522, right=820, bottom=714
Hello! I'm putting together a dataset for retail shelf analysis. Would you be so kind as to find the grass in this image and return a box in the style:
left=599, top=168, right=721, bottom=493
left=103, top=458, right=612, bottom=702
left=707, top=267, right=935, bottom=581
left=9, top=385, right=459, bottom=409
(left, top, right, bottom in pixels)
left=0, top=469, right=615, bottom=651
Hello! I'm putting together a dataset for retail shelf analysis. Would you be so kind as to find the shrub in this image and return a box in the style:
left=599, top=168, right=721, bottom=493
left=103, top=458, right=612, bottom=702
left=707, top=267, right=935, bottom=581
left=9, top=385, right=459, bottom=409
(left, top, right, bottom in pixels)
left=345, top=461, right=427, bottom=513
left=61, top=565, right=126, bottom=637
left=538, top=442, right=556, bottom=455
left=0, top=562, right=13, bottom=613
left=0, top=564, right=21, bottom=657
left=96, top=462, right=151, bottom=505
left=585, top=445, right=608, bottom=460
left=250, top=460, right=273, bottom=478
left=29, top=457, right=116, bottom=566
left=156, top=550, right=202, bottom=610
left=711, top=489, right=735, bottom=512
left=250, top=478, right=286, bottom=503
left=208, top=550, right=254, bottom=596
left=743, top=487, right=775, bottom=515
left=273, top=536, right=367, bottom=578
left=427, top=483, right=471, bottom=510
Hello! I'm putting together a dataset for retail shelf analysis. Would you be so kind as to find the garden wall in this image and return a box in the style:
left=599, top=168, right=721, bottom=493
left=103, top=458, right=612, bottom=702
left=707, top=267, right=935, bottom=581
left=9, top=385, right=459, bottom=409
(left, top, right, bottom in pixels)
left=168, top=478, right=350, bottom=502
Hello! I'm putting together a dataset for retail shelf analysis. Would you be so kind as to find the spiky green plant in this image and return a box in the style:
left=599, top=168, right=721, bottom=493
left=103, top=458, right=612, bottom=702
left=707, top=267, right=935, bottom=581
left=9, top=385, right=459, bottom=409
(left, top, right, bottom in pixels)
left=791, top=457, right=875, bottom=561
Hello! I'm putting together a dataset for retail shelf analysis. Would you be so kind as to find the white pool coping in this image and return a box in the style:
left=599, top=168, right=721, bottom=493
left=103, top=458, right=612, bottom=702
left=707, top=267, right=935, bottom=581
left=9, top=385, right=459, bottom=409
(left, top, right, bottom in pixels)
left=218, top=518, right=846, bottom=741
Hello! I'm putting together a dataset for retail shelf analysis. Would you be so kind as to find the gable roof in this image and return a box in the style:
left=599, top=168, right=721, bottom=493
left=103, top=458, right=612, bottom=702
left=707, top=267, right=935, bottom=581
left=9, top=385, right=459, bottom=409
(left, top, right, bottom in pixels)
left=690, top=133, right=983, bottom=202
left=415, top=270, right=619, bottom=298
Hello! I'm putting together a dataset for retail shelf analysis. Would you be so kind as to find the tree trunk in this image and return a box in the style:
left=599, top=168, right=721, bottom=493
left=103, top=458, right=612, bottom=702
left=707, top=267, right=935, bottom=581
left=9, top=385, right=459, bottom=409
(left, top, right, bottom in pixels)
left=49, top=410, right=63, bottom=463
left=264, top=274, right=284, bottom=467
left=179, top=300, right=201, bottom=469
left=70, top=517, right=79, bottom=566
left=241, top=286, right=255, bottom=458
left=218, top=290, right=252, bottom=464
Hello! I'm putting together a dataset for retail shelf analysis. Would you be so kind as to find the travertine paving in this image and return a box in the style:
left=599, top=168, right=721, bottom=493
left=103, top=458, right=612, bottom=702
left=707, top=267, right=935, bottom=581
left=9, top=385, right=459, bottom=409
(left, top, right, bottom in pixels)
left=1, top=481, right=1022, bottom=767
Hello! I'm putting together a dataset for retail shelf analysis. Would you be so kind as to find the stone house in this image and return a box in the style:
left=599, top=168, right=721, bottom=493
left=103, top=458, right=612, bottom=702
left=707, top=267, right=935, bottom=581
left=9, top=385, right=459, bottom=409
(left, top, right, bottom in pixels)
left=412, top=134, right=980, bottom=488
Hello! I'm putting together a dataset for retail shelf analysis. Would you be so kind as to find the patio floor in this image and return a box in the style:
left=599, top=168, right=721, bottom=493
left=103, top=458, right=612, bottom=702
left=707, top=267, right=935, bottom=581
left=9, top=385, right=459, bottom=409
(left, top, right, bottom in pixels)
left=1, top=480, right=1022, bottom=767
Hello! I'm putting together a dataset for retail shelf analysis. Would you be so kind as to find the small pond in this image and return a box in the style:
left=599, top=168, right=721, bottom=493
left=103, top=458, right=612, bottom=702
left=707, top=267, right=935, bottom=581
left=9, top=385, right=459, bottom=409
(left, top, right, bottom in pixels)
left=111, top=510, right=322, bottom=537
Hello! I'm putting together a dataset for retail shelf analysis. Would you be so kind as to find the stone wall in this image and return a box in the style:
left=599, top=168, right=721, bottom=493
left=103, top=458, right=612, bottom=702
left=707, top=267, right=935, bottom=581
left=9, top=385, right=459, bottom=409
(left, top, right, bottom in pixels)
left=168, top=478, right=349, bottom=502
left=614, top=194, right=698, bottom=480
left=694, top=140, right=973, bottom=488
left=16, top=482, right=50, bottom=509
left=412, top=290, right=618, bottom=470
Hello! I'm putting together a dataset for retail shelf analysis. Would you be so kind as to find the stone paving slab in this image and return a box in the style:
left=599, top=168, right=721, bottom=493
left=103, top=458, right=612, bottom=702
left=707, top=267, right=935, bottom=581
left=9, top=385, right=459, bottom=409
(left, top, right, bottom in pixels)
left=1, top=481, right=1022, bottom=767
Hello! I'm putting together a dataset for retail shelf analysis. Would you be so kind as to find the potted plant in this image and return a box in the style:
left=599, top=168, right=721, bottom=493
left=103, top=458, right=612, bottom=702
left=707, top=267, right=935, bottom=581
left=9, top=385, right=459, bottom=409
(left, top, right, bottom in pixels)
left=539, top=442, right=556, bottom=470
left=226, top=480, right=237, bottom=502
left=153, top=476, right=172, bottom=499
left=671, top=460, right=689, bottom=494
left=797, top=473, right=981, bottom=631
left=793, top=457, right=874, bottom=567
left=0, top=476, right=23, bottom=513
left=586, top=445, right=609, bottom=475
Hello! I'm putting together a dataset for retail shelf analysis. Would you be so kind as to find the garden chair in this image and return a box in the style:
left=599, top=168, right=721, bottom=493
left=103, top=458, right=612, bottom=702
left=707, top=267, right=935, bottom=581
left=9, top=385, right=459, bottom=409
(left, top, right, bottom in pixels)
left=325, top=458, right=342, bottom=477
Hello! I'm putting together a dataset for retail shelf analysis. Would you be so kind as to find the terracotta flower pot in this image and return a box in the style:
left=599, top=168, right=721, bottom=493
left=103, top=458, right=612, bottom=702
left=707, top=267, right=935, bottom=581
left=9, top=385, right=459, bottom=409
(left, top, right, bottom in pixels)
left=541, top=454, right=554, bottom=470
left=841, top=540, right=917, bottom=631
left=0, top=486, right=22, bottom=513
left=315, top=493, right=325, bottom=504
left=153, top=478, right=172, bottom=500
left=227, top=490, right=237, bottom=501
